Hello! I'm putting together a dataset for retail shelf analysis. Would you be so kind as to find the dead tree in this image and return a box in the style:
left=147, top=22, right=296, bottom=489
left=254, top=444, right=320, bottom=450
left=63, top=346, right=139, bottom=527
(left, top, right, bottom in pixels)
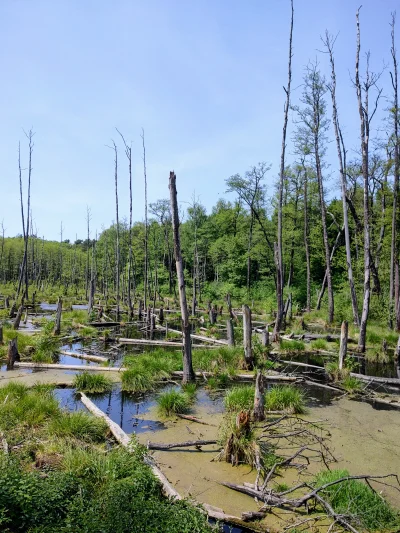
left=54, top=297, right=62, bottom=335
left=108, top=141, right=120, bottom=321
left=355, top=8, right=382, bottom=351
left=13, top=305, right=24, bottom=330
left=169, top=171, right=195, bottom=383
left=141, top=129, right=149, bottom=310
left=389, top=13, right=400, bottom=330
left=338, top=320, right=348, bottom=370
left=262, top=327, right=269, bottom=347
left=227, top=318, right=235, bottom=346
left=242, top=304, right=254, bottom=369
left=0, top=324, right=3, bottom=344
left=324, top=32, right=359, bottom=326
left=7, top=339, right=19, bottom=370
left=274, top=0, right=294, bottom=341
left=253, top=371, right=265, bottom=422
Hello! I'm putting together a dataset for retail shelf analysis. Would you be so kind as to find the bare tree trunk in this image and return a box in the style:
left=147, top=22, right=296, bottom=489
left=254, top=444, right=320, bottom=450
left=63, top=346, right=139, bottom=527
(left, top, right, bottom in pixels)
left=54, top=297, right=62, bottom=335
left=7, top=339, right=19, bottom=370
left=302, top=163, right=311, bottom=312
left=242, top=304, right=254, bottom=369
left=169, top=171, right=195, bottom=383
left=227, top=318, right=235, bottom=346
left=338, top=320, right=348, bottom=370
left=110, top=141, right=120, bottom=321
left=274, top=0, right=294, bottom=341
left=324, top=33, right=359, bottom=326
left=262, top=327, right=269, bottom=347
left=13, top=304, right=24, bottom=330
left=390, top=14, right=400, bottom=330
left=142, top=129, right=149, bottom=310
left=253, top=371, right=265, bottom=422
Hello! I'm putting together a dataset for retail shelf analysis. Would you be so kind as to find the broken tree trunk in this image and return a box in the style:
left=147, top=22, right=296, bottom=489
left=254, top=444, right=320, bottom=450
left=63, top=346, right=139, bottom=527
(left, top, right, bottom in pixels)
left=338, top=320, right=348, bottom=370
left=253, top=371, right=265, bottom=422
left=7, top=338, right=19, bottom=369
left=262, top=328, right=269, bottom=347
left=242, top=304, right=254, bottom=369
left=169, top=171, right=195, bottom=383
left=227, top=318, right=235, bottom=346
left=54, top=297, right=62, bottom=335
left=13, top=305, right=24, bottom=330
left=0, top=325, right=3, bottom=344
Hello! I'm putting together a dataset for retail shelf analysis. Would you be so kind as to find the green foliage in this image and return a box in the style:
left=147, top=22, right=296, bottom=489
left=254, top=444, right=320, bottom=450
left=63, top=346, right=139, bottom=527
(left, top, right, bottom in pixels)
left=121, top=367, right=155, bottom=393
left=206, top=372, right=232, bottom=389
left=192, top=346, right=242, bottom=373
left=181, top=382, right=197, bottom=399
left=341, top=375, right=362, bottom=392
left=0, top=383, right=59, bottom=429
left=156, top=389, right=192, bottom=417
left=73, top=372, right=113, bottom=393
left=48, top=411, right=108, bottom=442
left=265, top=385, right=306, bottom=414
left=279, top=339, right=305, bottom=352
left=310, top=338, right=328, bottom=350
left=314, top=469, right=399, bottom=531
left=224, top=386, right=254, bottom=412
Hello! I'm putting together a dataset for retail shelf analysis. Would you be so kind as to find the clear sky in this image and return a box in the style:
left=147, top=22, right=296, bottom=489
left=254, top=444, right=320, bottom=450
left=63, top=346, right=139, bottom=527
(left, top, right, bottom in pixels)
left=0, top=0, right=398, bottom=241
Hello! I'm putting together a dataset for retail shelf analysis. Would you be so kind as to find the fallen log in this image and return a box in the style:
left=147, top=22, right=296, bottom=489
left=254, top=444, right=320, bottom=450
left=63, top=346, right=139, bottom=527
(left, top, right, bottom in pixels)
left=277, top=359, right=327, bottom=372
left=147, top=439, right=217, bottom=450
left=156, top=325, right=228, bottom=345
left=89, top=321, right=121, bottom=327
left=350, top=372, right=400, bottom=386
left=59, top=350, right=108, bottom=363
left=14, top=362, right=124, bottom=372
left=118, top=338, right=219, bottom=348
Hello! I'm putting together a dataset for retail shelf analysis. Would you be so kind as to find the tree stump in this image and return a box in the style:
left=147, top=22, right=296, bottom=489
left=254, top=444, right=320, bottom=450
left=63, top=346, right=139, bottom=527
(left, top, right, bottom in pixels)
left=0, top=325, right=3, bottom=344
left=159, top=306, right=164, bottom=324
left=54, top=297, right=62, bottom=335
left=338, top=320, right=348, bottom=370
left=262, top=328, right=269, bottom=347
left=242, top=304, right=254, bottom=369
left=227, top=318, right=235, bottom=346
left=253, top=371, right=265, bottom=421
left=13, top=305, right=24, bottom=330
left=7, top=339, right=19, bottom=370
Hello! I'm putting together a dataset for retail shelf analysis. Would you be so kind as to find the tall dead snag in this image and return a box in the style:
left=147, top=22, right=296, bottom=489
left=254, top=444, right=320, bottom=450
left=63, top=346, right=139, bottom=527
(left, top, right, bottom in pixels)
left=274, top=0, right=294, bottom=341
left=109, top=141, right=120, bottom=321
left=242, top=304, right=254, bottom=369
left=389, top=13, right=400, bottom=330
left=355, top=8, right=382, bottom=351
left=338, top=320, right=348, bottom=370
left=0, top=324, right=3, bottom=344
left=302, top=162, right=311, bottom=312
left=142, top=129, right=149, bottom=310
left=253, top=371, right=265, bottom=422
left=169, top=171, right=195, bottom=383
left=324, top=32, right=359, bottom=326
left=54, top=297, right=62, bottom=335
left=7, top=339, right=19, bottom=370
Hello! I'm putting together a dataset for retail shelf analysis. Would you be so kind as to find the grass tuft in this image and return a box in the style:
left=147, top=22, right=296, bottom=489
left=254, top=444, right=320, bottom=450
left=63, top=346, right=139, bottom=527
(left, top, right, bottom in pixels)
left=224, top=386, right=254, bottom=412
left=48, top=411, right=108, bottom=442
left=156, top=389, right=191, bottom=417
left=73, top=372, right=113, bottom=393
left=279, top=339, right=305, bottom=352
left=265, top=385, right=306, bottom=414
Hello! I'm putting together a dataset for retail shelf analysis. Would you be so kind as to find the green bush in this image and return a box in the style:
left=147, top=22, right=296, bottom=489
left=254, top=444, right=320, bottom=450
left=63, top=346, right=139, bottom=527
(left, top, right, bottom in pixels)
left=265, top=385, right=306, bottom=414
left=315, top=469, right=399, bottom=531
left=73, top=372, right=113, bottom=393
left=48, top=411, right=108, bottom=442
left=224, top=386, right=254, bottom=411
left=156, top=389, right=191, bottom=417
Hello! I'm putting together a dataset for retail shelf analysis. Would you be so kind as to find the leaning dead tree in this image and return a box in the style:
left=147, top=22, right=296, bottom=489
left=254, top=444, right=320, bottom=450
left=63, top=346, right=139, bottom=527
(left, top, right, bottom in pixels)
left=274, top=0, right=294, bottom=341
left=169, top=171, right=195, bottom=383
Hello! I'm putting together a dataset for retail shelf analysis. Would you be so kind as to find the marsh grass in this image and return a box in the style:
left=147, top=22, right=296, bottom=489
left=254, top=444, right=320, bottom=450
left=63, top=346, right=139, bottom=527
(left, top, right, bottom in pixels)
left=73, top=372, right=113, bottom=393
left=121, top=367, right=155, bottom=393
left=156, top=389, right=192, bottom=417
left=310, top=339, right=328, bottom=350
left=224, top=386, right=255, bottom=412
left=279, top=339, right=305, bottom=352
left=265, top=385, right=306, bottom=414
left=206, top=372, right=231, bottom=389
left=315, top=469, right=399, bottom=531
left=48, top=411, right=107, bottom=442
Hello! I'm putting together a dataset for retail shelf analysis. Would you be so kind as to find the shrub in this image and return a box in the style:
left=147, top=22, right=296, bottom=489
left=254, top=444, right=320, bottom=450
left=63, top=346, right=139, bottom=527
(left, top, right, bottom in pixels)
left=315, top=469, right=399, bottom=531
left=73, top=372, right=113, bottom=393
left=157, top=389, right=191, bottom=417
left=265, top=385, right=306, bottom=414
left=48, top=411, right=108, bottom=442
left=224, top=386, right=254, bottom=412
left=279, top=339, right=305, bottom=352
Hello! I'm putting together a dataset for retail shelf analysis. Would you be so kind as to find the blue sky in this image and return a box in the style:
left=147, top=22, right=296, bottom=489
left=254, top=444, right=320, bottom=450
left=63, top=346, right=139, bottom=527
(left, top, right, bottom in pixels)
left=0, top=0, right=398, bottom=241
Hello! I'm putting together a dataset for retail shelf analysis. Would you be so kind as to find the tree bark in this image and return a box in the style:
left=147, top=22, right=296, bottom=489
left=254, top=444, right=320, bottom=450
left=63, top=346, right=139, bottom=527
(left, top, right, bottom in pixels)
left=253, top=371, right=265, bottom=422
left=242, top=304, right=254, bottom=369
left=54, top=297, right=62, bottom=336
left=338, top=321, right=348, bottom=370
left=169, top=171, right=195, bottom=383
left=13, top=305, right=24, bottom=330
left=7, top=338, right=19, bottom=369
left=227, top=318, right=235, bottom=346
